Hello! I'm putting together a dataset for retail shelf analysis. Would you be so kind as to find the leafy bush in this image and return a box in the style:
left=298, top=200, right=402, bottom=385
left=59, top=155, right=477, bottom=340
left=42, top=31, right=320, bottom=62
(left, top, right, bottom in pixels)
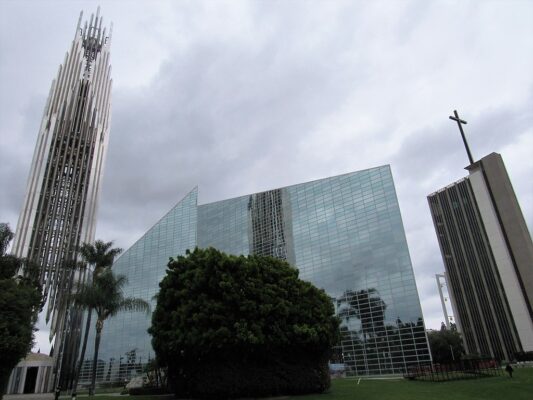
left=149, top=247, right=339, bottom=399
left=427, top=328, right=464, bottom=363
left=0, top=224, right=42, bottom=398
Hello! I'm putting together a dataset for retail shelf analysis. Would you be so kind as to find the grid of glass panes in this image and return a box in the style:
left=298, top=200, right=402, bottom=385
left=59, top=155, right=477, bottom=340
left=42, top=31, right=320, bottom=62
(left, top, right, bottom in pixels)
left=197, top=195, right=249, bottom=254
left=197, top=167, right=430, bottom=375
left=286, top=167, right=430, bottom=374
left=79, top=189, right=198, bottom=385
left=84, top=167, right=431, bottom=385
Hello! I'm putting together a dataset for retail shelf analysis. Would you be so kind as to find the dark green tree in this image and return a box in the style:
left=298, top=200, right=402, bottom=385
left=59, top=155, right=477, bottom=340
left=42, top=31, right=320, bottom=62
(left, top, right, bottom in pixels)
left=72, top=240, right=122, bottom=392
left=73, top=270, right=149, bottom=396
left=427, top=327, right=464, bottom=363
left=149, top=247, right=339, bottom=399
left=0, top=224, right=41, bottom=399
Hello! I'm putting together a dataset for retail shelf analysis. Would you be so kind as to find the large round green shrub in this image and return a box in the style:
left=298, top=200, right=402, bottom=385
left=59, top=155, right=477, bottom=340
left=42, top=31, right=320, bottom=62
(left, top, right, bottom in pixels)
left=149, top=247, right=339, bottom=399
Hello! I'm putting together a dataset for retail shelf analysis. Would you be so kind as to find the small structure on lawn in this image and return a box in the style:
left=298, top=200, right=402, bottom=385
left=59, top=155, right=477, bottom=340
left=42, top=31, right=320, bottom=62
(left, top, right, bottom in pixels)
left=5, top=353, right=54, bottom=394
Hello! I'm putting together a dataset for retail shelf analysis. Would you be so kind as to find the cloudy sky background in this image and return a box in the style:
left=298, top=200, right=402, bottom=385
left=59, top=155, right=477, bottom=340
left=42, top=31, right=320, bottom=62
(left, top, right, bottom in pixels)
left=1, top=0, right=532, bottom=354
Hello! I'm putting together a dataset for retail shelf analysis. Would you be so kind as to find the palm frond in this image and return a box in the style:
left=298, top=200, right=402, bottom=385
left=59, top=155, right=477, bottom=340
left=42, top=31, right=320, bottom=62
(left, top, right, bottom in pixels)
left=115, top=297, right=151, bottom=316
left=75, top=270, right=148, bottom=322
left=79, top=242, right=97, bottom=264
left=93, top=271, right=127, bottom=288
left=113, top=273, right=128, bottom=289
left=79, top=240, right=123, bottom=270
left=72, top=284, right=108, bottom=310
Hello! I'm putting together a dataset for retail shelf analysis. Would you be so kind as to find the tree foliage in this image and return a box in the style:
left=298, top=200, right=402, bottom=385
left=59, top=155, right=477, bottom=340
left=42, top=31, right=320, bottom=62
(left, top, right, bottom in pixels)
left=78, top=240, right=123, bottom=277
left=0, top=224, right=42, bottom=398
left=74, top=271, right=149, bottom=322
left=149, top=247, right=339, bottom=399
left=427, top=327, right=464, bottom=363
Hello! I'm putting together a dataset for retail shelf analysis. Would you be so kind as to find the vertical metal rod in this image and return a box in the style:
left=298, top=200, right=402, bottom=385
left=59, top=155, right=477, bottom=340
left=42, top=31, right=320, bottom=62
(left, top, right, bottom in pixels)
left=436, top=274, right=450, bottom=328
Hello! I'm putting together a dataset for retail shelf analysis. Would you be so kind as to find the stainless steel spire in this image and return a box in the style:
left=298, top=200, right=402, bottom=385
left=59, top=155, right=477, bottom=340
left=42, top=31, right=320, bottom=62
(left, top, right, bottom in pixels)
left=12, top=9, right=113, bottom=349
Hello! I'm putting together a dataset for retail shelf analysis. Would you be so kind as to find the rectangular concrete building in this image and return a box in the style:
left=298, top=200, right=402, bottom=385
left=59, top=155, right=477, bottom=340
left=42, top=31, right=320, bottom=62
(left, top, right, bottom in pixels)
left=428, top=152, right=533, bottom=360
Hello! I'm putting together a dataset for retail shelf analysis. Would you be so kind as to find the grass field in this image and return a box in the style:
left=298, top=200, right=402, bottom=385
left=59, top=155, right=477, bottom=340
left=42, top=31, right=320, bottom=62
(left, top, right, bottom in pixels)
left=287, top=368, right=533, bottom=400
left=72, top=367, right=533, bottom=400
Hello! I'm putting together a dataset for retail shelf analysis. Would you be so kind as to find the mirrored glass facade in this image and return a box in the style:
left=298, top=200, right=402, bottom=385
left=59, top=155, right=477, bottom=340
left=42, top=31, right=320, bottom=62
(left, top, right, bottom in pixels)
left=79, top=188, right=198, bottom=384
left=80, top=166, right=430, bottom=383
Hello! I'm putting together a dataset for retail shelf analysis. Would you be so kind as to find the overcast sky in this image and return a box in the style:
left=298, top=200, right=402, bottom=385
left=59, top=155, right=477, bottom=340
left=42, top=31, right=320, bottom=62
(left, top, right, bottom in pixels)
left=1, top=0, right=532, bottom=354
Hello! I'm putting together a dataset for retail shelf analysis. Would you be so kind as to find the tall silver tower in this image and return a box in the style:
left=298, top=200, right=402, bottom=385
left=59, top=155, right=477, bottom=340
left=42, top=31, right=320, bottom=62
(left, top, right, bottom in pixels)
left=12, top=8, right=113, bottom=380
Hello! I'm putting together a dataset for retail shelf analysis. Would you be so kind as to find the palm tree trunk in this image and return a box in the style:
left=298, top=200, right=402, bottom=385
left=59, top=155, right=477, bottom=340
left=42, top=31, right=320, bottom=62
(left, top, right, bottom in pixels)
left=89, top=319, right=103, bottom=397
left=72, top=307, right=93, bottom=392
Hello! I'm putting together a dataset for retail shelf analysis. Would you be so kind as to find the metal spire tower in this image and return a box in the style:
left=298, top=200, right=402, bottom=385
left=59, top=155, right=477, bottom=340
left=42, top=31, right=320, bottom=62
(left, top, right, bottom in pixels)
left=12, top=7, right=113, bottom=380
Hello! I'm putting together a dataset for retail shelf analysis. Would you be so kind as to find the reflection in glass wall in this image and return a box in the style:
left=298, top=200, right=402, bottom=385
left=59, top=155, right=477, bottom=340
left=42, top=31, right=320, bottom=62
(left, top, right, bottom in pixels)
left=247, top=189, right=295, bottom=264
left=285, top=167, right=431, bottom=375
left=79, top=189, right=198, bottom=385
left=198, top=166, right=430, bottom=375
left=81, top=166, right=430, bottom=384
left=335, top=289, right=427, bottom=374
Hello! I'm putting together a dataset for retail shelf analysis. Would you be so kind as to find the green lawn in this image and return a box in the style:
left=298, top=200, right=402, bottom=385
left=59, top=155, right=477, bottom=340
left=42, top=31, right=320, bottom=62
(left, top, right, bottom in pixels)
left=72, top=368, right=533, bottom=400
left=288, top=368, right=533, bottom=400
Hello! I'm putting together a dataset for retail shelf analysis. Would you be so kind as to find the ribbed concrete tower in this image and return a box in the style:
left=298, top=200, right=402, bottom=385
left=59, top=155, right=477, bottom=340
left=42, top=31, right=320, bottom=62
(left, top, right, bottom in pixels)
left=428, top=153, right=533, bottom=361
left=12, top=7, right=112, bottom=380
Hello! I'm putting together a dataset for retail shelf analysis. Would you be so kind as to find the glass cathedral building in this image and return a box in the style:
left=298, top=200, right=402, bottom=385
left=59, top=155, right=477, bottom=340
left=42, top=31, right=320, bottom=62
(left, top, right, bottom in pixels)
left=80, top=165, right=430, bottom=383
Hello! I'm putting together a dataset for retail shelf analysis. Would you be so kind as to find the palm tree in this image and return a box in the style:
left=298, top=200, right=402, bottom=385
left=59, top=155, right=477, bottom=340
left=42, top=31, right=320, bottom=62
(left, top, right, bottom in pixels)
left=79, top=241, right=123, bottom=277
left=73, top=270, right=150, bottom=396
left=73, top=241, right=122, bottom=391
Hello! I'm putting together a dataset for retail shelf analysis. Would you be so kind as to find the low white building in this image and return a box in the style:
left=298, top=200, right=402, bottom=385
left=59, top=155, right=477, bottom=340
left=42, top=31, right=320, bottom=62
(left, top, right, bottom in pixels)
left=6, top=353, right=54, bottom=395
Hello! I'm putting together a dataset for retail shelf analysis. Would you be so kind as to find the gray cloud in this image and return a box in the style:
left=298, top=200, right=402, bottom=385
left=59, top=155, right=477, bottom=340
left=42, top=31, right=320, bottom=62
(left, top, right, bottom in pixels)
left=1, top=1, right=532, bottom=353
